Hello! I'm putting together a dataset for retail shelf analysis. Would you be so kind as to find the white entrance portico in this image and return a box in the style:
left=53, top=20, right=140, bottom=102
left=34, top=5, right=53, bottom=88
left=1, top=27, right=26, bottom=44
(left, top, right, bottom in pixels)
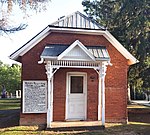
left=39, top=40, right=110, bottom=128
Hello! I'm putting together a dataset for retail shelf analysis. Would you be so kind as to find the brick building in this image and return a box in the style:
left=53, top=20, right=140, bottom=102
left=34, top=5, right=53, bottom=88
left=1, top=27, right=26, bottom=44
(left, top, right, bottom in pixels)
left=10, top=11, right=138, bottom=128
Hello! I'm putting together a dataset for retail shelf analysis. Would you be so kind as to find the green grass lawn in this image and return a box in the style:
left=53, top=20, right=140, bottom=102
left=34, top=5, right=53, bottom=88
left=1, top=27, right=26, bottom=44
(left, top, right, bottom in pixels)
left=0, top=98, right=21, bottom=110
left=0, top=122, right=150, bottom=135
left=0, top=99, right=150, bottom=135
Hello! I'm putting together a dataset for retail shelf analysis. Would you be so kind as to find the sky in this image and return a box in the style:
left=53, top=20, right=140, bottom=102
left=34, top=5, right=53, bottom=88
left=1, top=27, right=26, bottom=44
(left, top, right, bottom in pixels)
left=0, top=0, right=84, bottom=64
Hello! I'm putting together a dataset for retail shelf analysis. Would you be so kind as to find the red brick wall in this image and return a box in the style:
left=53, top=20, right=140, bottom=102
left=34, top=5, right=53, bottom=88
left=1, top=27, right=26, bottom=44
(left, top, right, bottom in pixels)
left=20, top=32, right=128, bottom=125
left=105, top=44, right=128, bottom=123
left=20, top=113, right=46, bottom=126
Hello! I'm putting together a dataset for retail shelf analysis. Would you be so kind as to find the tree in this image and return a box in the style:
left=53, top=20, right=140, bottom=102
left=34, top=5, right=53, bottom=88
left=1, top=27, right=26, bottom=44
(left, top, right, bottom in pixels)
left=0, top=0, right=51, bottom=34
left=82, top=0, right=150, bottom=99
left=0, top=61, right=21, bottom=97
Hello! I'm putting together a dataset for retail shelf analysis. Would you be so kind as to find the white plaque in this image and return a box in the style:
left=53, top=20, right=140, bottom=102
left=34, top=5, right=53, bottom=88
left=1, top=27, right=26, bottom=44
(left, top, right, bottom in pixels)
left=23, top=80, right=47, bottom=113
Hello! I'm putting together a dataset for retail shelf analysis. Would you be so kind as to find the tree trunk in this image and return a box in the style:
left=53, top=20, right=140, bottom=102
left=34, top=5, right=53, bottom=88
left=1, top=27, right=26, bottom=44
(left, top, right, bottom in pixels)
left=133, top=85, right=136, bottom=100
left=128, top=84, right=131, bottom=103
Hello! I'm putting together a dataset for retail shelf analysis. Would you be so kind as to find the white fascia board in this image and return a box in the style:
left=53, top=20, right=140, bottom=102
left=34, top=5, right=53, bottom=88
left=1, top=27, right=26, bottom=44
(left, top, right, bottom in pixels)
left=10, top=26, right=50, bottom=60
left=41, top=56, right=57, bottom=59
left=42, top=56, right=109, bottom=62
left=10, top=25, right=138, bottom=65
left=10, top=27, right=104, bottom=61
left=57, top=40, right=95, bottom=61
left=96, top=58, right=110, bottom=61
left=48, top=27, right=138, bottom=65
left=104, top=31, right=139, bottom=65
left=49, top=27, right=106, bottom=35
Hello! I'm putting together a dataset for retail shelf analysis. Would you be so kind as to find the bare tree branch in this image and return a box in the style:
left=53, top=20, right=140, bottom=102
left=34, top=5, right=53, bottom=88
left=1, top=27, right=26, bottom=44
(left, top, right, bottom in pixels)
left=0, top=23, right=28, bottom=34
left=0, top=0, right=51, bottom=34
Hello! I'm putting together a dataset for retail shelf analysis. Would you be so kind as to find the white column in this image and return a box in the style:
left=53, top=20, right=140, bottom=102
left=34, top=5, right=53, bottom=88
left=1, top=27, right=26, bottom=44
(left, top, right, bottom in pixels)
left=50, top=76, right=53, bottom=123
left=100, top=62, right=107, bottom=127
left=98, top=66, right=101, bottom=121
left=45, top=61, right=53, bottom=128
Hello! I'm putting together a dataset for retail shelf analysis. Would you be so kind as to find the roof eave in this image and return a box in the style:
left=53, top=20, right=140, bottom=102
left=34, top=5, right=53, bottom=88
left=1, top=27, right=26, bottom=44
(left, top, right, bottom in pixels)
left=104, top=31, right=139, bottom=65
left=95, top=58, right=110, bottom=61
left=9, top=26, right=50, bottom=61
left=127, top=59, right=139, bottom=65
left=41, top=56, right=57, bottom=59
left=41, top=56, right=110, bottom=62
left=10, top=26, right=138, bottom=65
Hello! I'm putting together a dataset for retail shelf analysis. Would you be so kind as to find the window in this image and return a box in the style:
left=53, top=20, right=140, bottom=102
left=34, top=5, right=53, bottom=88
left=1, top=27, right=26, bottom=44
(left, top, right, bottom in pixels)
left=70, top=76, right=83, bottom=93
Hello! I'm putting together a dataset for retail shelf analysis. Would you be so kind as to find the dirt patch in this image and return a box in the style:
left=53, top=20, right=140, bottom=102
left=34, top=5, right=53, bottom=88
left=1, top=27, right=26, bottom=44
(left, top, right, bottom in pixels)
left=128, top=103, right=150, bottom=123
left=128, top=113, right=150, bottom=123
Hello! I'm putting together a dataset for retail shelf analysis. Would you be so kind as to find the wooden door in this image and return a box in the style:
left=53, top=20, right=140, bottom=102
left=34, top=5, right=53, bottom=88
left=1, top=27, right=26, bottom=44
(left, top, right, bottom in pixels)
left=66, top=73, right=87, bottom=120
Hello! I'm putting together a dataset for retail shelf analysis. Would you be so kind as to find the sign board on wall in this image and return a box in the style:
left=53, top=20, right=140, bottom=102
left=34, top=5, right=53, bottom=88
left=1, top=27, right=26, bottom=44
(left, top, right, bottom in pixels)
left=23, top=81, right=47, bottom=113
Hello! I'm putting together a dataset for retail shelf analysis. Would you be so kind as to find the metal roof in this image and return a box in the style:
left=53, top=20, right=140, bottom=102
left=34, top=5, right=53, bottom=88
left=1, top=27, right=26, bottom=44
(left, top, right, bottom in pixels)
left=51, top=11, right=105, bottom=30
left=87, top=46, right=110, bottom=59
left=41, top=44, right=110, bottom=60
left=41, top=45, right=68, bottom=57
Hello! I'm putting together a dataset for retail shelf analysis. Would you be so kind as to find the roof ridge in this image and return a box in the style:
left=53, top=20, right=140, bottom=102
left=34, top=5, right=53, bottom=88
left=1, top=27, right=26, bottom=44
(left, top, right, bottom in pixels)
left=75, top=11, right=105, bottom=29
left=51, top=11, right=105, bottom=29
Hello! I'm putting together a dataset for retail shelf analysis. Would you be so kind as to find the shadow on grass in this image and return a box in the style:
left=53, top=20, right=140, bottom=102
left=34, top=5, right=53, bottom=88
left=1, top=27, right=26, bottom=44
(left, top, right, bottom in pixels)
left=0, top=98, right=21, bottom=128
left=0, top=123, right=150, bottom=135
left=0, top=109, right=20, bottom=128
left=71, top=123, right=150, bottom=135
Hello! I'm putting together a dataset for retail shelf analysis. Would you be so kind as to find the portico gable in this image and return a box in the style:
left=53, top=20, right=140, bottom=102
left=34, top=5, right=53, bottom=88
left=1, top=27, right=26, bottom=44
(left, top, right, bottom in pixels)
left=58, top=40, right=95, bottom=61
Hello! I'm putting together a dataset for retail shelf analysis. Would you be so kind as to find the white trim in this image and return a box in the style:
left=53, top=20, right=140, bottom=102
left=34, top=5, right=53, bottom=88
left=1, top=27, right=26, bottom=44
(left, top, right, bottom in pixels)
left=65, top=73, right=68, bottom=120
left=104, top=31, right=139, bottom=65
left=98, top=65, right=102, bottom=121
left=43, top=60, right=107, bottom=69
left=10, top=26, right=138, bottom=65
left=47, top=76, right=51, bottom=127
left=50, top=76, right=54, bottom=123
left=9, top=26, right=50, bottom=60
left=58, top=40, right=95, bottom=61
left=45, top=61, right=53, bottom=128
left=65, top=72, right=87, bottom=121
left=100, top=62, right=107, bottom=126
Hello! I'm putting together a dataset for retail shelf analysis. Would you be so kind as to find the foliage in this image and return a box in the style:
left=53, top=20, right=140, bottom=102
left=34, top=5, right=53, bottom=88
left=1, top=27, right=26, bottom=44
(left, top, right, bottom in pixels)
left=0, top=61, right=21, bottom=95
left=82, top=0, right=150, bottom=94
left=0, top=0, right=51, bottom=34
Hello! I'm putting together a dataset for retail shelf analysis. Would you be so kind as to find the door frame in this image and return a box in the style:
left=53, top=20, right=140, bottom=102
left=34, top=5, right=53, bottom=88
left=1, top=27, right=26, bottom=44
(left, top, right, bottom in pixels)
left=65, top=72, right=87, bottom=120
